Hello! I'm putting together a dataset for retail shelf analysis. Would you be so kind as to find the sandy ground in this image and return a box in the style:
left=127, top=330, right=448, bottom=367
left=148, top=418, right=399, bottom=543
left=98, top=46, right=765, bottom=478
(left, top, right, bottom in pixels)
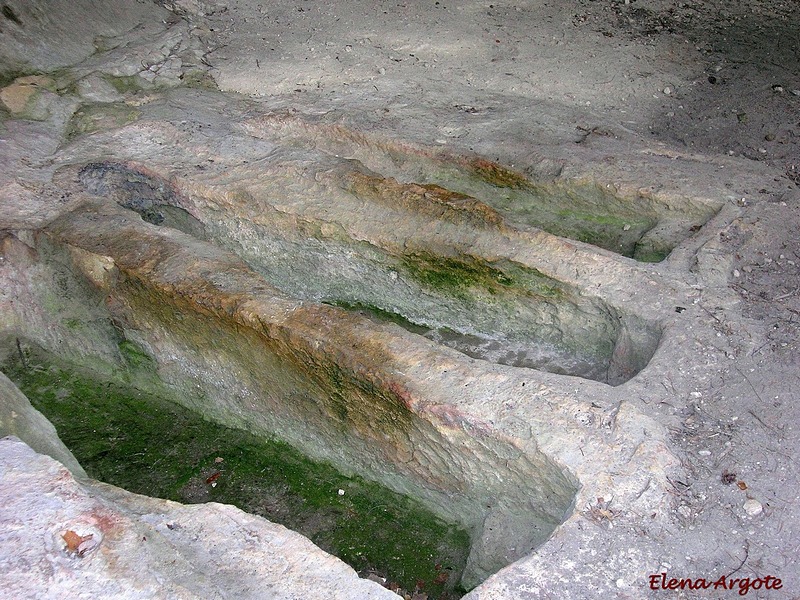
left=205, top=0, right=799, bottom=176
left=2, top=0, right=799, bottom=598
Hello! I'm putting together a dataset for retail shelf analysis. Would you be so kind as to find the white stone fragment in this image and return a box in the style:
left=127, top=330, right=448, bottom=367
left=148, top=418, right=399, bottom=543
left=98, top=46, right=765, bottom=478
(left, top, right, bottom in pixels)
left=743, top=499, right=763, bottom=517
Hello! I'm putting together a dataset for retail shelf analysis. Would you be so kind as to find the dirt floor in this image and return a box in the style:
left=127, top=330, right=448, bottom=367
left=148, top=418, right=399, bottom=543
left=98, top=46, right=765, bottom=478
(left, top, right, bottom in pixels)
left=203, top=0, right=799, bottom=177
left=1, top=0, right=799, bottom=598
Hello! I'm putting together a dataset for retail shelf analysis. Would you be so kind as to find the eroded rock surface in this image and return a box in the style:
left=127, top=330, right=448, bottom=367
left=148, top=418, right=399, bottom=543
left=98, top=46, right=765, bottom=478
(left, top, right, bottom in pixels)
left=0, top=436, right=398, bottom=600
left=2, top=0, right=799, bottom=598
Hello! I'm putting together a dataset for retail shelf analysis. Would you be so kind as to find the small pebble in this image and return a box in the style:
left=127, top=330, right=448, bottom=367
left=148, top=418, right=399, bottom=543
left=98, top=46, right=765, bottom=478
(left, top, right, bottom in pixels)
left=792, top=90, right=800, bottom=96
left=338, top=489, right=345, bottom=496
left=663, top=86, right=672, bottom=95
left=698, top=449, right=712, bottom=456
left=743, top=499, right=762, bottom=516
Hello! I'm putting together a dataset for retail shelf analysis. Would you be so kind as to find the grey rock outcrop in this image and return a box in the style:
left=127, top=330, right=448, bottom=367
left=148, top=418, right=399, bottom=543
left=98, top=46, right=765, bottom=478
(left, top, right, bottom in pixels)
left=0, top=436, right=399, bottom=600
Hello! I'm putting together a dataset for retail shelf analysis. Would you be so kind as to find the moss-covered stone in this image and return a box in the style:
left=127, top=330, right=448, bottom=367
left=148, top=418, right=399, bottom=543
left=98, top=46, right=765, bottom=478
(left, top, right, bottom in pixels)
left=2, top=345, right=470, bottom=599
left=65, top=102, right=141, bottom=140
left=0, top=69, right=38, bottom=89
left=118, top=339, right=155, bottom=370
left=103, top=74, right=143, bottom=94
left=421, top=156, right=699, bottom=262
left=400, top=252, right=514, bottom=295
left=323, top=300, right=431, bottom=334
left=180, top=70, right=220, bottom=91
left=399, top=251, right=565, bottom=302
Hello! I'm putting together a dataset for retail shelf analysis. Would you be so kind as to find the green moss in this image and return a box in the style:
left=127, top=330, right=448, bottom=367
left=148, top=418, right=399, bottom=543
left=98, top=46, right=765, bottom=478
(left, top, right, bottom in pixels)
left=65, top=102, right=141, bottom=140
left=429, top=159, right=682, bottom=261
left=555, top=208, right=635, bottom=228
left=400, top=252, right=514, bottom=296
left=103, top=74, right=143, bottom=94
left=118, top=339, right=156, bottom=370
left=559, top=225, right=629, bottom=254
left=633, top=247, right=670, bottom=263
left=494, top=260, right=567, bottom=300
left=2, top=346, right=469, bottom=599
left=102, top=71, right=220, bottom=95
left=63, top=318, right=82, bottom=330
left=323, top=300, right=431, bottom=334
left=399, top=252, right=565, bottom=302
left=0, top=69, right=37, bottom=88
left=180, top=70, right=220, bottom=91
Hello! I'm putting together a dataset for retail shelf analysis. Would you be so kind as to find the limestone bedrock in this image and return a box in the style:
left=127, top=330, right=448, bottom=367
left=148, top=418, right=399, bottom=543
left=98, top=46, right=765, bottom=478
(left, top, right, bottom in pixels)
left=0, top=436, right=398, bottom=600
left=2, top=0, right=799, bottom=598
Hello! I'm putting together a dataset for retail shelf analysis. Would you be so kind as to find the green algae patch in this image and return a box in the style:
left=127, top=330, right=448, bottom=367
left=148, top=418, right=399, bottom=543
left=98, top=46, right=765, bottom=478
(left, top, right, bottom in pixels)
left=323, top=300, right=431, bottom=335
left=66, top=102, right=140, bottom=140
left=639, top=251, right=669, bottom=263
left=118, top=339, right=155, bottom=369
left=180, top=69, right=220, bottom=91
left=406, top=153, right=708, bottom=262
left=633, top=248, right=670, bottom=263
left=2, top=345, right=469, bottom=599
left=400, top=252, right=514, bottom=296
left=0, top=69, right=39, bottom=88
left=103, top=75, right=143, bottom=95
left=399, top=252, right=565, bottom=301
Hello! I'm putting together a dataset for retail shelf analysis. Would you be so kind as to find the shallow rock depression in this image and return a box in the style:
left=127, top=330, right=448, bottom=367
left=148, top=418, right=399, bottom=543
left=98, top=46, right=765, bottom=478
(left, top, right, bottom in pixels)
left=75, top=150, right=662, bottom=386
left=0, top=73, right=690, bottom=594
left=4, top=0, right=800, bottom=598
left=1, top=194, right=581, bottom=590
left=0, top=69, right=704, bottom=595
